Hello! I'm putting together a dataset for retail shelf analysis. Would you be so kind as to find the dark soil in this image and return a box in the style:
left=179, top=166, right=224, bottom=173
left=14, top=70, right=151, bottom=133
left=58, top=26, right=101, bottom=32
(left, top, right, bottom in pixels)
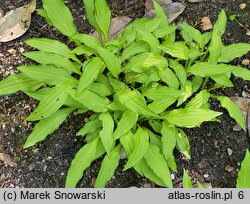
left=0, top=0, right=250, bottom=188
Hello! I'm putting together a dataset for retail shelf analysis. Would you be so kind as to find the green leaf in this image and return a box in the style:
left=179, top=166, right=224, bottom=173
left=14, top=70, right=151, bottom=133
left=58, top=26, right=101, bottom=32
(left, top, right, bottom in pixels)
left=232, top=67, right=250, bottom=81
left=120, top=131, right=134, bottom=158
left=18, top=65, right=75, bottom=85
left=208, top=33, right=222, bottom=64
left=121, top=40, right=150, bottom=61
left=153, top=25, right=176, bottom=39
left=95, top=145, right=120, bottom=188
left=236, top=150, right=250, bottom=188
left=114, top=110, right=138, bottom=140
left=145, top=128, right=162, bottom=149
left=176, top=129, right=190, bottom=159
left=131, top=17, right=162, bottom=33
left=71, top=45, right=95, bottom=57
left=137, top=29, right=160, bottom=54
left=148, top=97, right=177, bottom=114
left=78, top=57, right=104, bottom=94
left=149, top=120, right=162, bottom=134
left=26, top=86, right=69, bottom=121
left=144, top=144, right=173, bottom=187
left=94, top=0, right=111, bottom=42
left=68, top=88, right=110, bottom=112
left=157, top=68, right=179, bottom=89
left=213, top=9, right=227, bottom=37
left=77, top=119, right=102, bottom=136
left=179, top=22, right=205, bottom=48
left=192, top=76, right=203, bottom=93
left=183, top=169, right=193, bottom=188
left=162, top=108, right=222, bottom=128
left=216, top=96, right=246, bottom=130
left=161, top=122, right=177, bottom=162
left=218, top=43, right=250, bottom=63
left=42, top=0, right=77, bottom=37
left=169, top=60, right=187, bottom=87
left=117, top=89, right=157, bottom=116
left=88, top=82, right=112, bottom=97
left=99, top=112, right=115, bottom=156
left=143, top=86, right=184, bottom=100
left=185, top=90, right=211, bottom=109
left=160, top=42, right=189, bottom=60
left=136, top=158, right=167, bottom=187
left=197, top=181, right=206, bottom=188
left=124, top=127, right=149, bottom=170
left=82, top=0, right=99, bottom=32
left=23, top=51, right=81, bottom=75
left=202, top=32, right=212, bottom=45
left=0, top=74, right=43, bottom=96
left=71, top=33, right=102, bottom=48
left=187, top=62, right=235, bottom=77
left=25, top=38, right=80, bottom=63
left=153, top=0, right=168, bottom=27
left=66, top=137, right=99, bottom=187
left=36, top=9, right=53, bottom=25
left=95, top=46, right=121, bottom=77
left=211, top=74, right=233, bottom=87
left=24, top=108, right=74, bottom=148
left=123, top=53, right=168, bottom=73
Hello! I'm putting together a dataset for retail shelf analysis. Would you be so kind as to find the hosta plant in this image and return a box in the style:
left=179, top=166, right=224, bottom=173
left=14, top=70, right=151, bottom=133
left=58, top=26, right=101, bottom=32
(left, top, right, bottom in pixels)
left=0, top=0, right=250, bottom=187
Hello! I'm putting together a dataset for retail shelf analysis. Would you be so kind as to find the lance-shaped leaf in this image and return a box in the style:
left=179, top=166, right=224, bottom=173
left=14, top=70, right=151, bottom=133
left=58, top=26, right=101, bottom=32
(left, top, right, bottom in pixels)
left=158, top=68, right=179, bottom=89
left=95, top=145, right=120, bottom=188
left=18, top=65, right=75, bottom=85
left=24, top=108, right=74, bottom=148
left=179, top=22, right=205, bottom=48
left=82, top=0, right=99, bottom=32
left=183, top=169, right=193, bottom=188
left=176, top=129, right=190, bottom=159
left=42, top=0, right=77, bottom=37
left=143, top=86, right=184, bottom=100
left=145, top=128, right=162, bottom=149
left=160, top=42, right=189, bottom=60
left=137, top=29, right=160, bottom=54
left=154, top=25, right=177, bottom=39
left=169, top=60, right=186, bottom=87
left=232, top=67, right=250, bottom=81
left=211, top=74, right=233, bottom=87
left=116, top=89, right=157, bottom=116
left=68, top=88, right=110, bottom=112
left=218, top=43, right=250, bottom=63
left=66, top=137, right=99, bottom=188
left=208, top=33, right=222, bottom=64
left=26, top=86, right=69, bottom=121
left=77, top=119, right=102, bottom=136
left=123, top=53, right=168, bottom=73
left=161, top=122, right=177, bottom=162
left=23, top=51, right=81, bottom=75
left=95, top=46, right=121, bottom=77
left=121, top=40, right=150, bottom=61
left=213, top=9, right=227, bottom=37
left=216, top=96, right=246, bottom=130
left=187, top=62, right=235, bottom=77
left=114, top=110, right=138, bottom=140
left=88, top=83, right=112, bottom=97
left=185, top=90, right=210, bottom=109
left=25, top=38, right=80, bottom=63
left=0, top=73, right=43, bottom=96
left=162, top=108, right=222, bottom=128
left=237, top=150, right=250, bottom=188
left=71, top=33, right=102, bottom=48
left=148, top=97, right=177, bottom=114
left=120, top=131, right=134, bottom=158
left=124, top=127, right=149, bottom=170
left=153, top=0, right=169, bottom=27
left=144, top=144, right=173, bottom=187
left=99, top=112, right=115, bottom=156
left=78, top=57, right=104, bottom=94
left=94, top=0, right=111, bottom=42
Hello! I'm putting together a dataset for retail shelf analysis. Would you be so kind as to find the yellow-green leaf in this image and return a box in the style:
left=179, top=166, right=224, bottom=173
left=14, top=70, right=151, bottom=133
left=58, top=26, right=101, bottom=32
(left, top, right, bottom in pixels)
left=77, top=119, right=102, bottom=136
left=236, top=150, right=250, bottom=188
left=160, top=42, right=189, bottom=60
left=24, top=108, right=74, bottom=148
left=95, top=145, right=120, bottom=188
left=143, top=86, right=183, bottom=100
left=99, top=112, right=115, bottom=156
left=183, top=169, right=193, bottom=188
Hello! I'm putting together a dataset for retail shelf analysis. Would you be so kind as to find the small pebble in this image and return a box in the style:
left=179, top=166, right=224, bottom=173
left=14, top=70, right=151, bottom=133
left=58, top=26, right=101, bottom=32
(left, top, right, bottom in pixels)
left=7, top=48, right=15, bottom=54
left=239, top=3, right=247, bottom=10
left=19, top=47, right=25, bottom=53
left=233, top=124, right=242, bottom=131
left=120, top=147, right=127, bottom=160
left=11, top=127, right=15, bottom=133
left=225, top=165, right=234, bottom=172
left=227, top=148, right=233, bottom=156
left=242, top=59, right=250, bottom=66
left=61, top=172, right=65, bottom=176
left=28, top=163, right=36, bottom=171
left=171, top=173, right=175, bottom=180
left=0, top=53, right=4, bottom=58
left=204, top=174, right=209, bottom=178
left=242, top=91, right=247, bottom=98
left=143, top=183, right=152, bottom=188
